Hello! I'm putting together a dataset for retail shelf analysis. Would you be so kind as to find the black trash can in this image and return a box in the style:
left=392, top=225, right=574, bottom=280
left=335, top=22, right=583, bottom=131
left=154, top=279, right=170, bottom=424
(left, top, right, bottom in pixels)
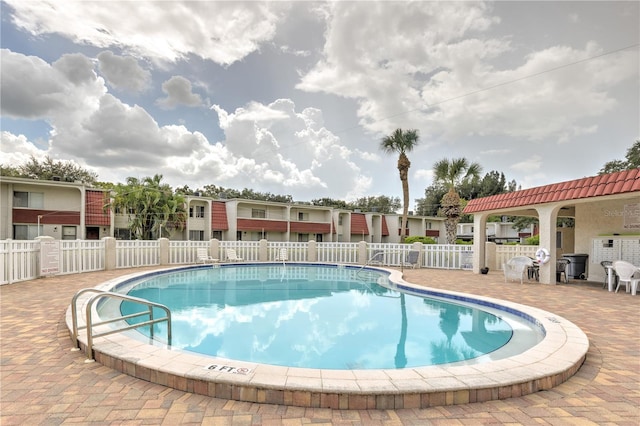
left=562, top=254, right=589, bottom=279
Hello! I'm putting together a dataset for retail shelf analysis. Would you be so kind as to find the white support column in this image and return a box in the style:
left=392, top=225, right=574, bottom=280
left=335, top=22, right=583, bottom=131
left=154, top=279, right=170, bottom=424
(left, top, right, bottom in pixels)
left=536, top=204, right=561, bottom=284
left=472, top=213, right=489, bottom=273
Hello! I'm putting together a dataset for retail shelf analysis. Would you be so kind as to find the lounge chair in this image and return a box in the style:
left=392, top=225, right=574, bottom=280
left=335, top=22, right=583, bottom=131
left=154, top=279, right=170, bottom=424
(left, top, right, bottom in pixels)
left=275, top=248, right=288, bottom=262
left=406, top=250, right=420, bottom=269
left=503, top=256, right=533, bottom=284
left=226, top=248, right=244, bottom=262
left=196, top=248, right=218, bottom=264
left=612, top=260, right=640, bottom=295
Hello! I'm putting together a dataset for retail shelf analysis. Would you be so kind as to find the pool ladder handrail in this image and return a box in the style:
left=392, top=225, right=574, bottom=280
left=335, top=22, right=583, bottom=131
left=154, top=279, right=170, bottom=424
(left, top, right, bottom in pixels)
left=71, top=288, right=172, bottom=360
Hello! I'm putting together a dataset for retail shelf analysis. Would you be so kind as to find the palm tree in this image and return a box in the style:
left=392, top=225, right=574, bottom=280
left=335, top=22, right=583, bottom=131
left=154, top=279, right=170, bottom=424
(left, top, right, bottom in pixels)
left=433, top=158, right=482, bottom=244
left=380, top=128, right=420, bottom=242
left=109, top=174, right=186, bottom=239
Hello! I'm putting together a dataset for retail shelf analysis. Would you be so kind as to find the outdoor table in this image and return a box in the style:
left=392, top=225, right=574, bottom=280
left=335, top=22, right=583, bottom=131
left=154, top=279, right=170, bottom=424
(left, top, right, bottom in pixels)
left=605, top=264, right=615, bottom=292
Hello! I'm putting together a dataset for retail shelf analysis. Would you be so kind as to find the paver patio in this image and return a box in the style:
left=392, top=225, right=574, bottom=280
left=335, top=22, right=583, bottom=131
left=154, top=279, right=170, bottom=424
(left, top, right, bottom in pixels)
left=1, top=266, right=638, bottom=425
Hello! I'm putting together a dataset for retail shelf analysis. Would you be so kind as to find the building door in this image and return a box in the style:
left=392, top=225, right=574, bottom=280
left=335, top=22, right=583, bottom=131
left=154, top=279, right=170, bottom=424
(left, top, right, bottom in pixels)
left=86, top=227, right=100, bottom=240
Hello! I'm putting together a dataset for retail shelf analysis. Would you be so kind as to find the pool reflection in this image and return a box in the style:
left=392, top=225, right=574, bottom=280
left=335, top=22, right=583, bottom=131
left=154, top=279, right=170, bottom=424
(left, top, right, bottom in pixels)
left=118, top=265, right=516, bottom=369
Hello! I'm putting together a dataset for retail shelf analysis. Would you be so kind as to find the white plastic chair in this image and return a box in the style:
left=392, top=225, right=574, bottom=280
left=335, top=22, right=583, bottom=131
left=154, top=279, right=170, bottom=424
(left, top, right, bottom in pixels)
left=275, top=248, right=288, bottom=262
left=612, top=260, right=640, bottom=295
left=226, top=249, right=244, bottom=262
left=503, top=256, right=534, bottom=284
left=196, top=248, right=218, bottom=264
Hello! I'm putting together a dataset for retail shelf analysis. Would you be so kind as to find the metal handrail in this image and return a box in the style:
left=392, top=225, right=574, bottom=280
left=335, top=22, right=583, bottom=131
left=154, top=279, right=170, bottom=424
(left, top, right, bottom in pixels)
left=71, top=289, right=171, bottom=360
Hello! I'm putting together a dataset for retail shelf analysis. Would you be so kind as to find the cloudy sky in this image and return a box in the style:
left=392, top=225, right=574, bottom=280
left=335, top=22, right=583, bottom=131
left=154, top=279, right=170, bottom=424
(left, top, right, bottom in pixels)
left=1, top=1, right=638, bottom=208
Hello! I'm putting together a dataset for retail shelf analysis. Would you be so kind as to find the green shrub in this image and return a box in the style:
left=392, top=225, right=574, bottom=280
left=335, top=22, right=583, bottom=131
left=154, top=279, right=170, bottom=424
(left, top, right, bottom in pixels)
left=524, top=235, right=539, bottom=245
left=404, top=236, right=437, bottom=244
left=455, top=239, right=473, bottom=245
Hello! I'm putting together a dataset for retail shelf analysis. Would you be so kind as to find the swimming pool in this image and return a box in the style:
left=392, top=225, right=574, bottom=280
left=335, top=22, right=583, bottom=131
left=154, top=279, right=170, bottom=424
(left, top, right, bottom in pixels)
left=69, top=264, right=589, bottom=409
left=116, top=264, right=543, bottom=370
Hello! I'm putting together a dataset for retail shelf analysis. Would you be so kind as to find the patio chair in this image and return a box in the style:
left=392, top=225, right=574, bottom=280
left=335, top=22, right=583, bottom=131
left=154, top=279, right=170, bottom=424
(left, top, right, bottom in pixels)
left=406, top=250, right=420, bottom=269
left=503, top=256, right=533, bottom=284
left=556, top=258, right=570, bottom=283
left=226, top=248, right=244, bottom=262
left=612, top=260, right=640, bottom=295
left=196, top=248, right=218, bottom=264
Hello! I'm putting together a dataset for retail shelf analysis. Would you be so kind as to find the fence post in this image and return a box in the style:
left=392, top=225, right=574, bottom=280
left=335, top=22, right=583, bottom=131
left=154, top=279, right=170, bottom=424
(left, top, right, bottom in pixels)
left=104, top=237, right=116, bottom=270
left=158, top=238, right=169, bottom=265
left=358, top=241, right=368, bottom=264
left=259, top=239, right=268, bottom=262
left=210, top=239, right=220, bottom=261
left=308, top=240, right=317, bottom=262
left=485, top=242, right=497, bottom=271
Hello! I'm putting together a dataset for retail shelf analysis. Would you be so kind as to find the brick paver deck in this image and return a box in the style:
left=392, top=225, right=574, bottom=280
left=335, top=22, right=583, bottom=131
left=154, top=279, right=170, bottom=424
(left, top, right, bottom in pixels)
left=1, top=267, right=638, bottom=425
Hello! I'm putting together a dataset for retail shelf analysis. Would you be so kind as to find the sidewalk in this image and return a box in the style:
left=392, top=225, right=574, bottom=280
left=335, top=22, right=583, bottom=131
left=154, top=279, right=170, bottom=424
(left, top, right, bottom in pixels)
left=1, top=267, right=638, bottom=425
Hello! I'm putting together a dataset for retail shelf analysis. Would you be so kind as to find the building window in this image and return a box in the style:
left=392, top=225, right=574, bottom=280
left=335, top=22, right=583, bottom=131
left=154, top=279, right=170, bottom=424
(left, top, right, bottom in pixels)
left=298, top=233, right=309, bottom=242
left=190, top=205, right=205, bottom=218
left=252, top=209, right=266, bottom=218
left=13, top=191, right=44, bottom=208
left=315, top=233, right=323, bottom=242
left=212, top=230, right=222, bottom=240
left=13, top=224, right=41, bottom=240
left=338, top=216, right=343, bottom=226
left=115, top=207, right=135, bottom=214
left=114, top=228, right=132, bottom=239
left=298, top=212, right=309, bottom=221
left=189, top=230, right=204, bottom=241
left=62, top=226, right=77, bottom=240
left=426, top=222, right=432, bottom=230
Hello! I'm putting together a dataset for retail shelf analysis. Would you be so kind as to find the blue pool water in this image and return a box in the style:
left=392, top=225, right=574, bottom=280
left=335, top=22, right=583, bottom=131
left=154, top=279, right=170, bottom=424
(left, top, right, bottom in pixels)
left=118, top=264, right=541, bottom=370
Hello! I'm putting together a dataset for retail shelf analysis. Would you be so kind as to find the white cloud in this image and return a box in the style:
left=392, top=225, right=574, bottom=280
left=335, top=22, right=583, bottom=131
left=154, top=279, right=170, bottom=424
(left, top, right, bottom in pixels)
left=97, top=50, right=151, bottom=92
left=511, top=155, right=542, bottom=173
left=297, top=1, right=637, bottom=148
left=0, top=131, right=51, bottom=165
left=156, top=76, right=204, bottom=109
left=5, top=1, right=290, bottom=66
left=0, top=49, right=106, bottom=119
left=210, top=99, right=366, bottom=198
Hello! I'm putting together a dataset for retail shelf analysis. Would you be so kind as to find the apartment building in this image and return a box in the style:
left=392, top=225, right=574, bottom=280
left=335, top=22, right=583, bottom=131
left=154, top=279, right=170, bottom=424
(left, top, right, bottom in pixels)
left=0, top=176, right=445, bottom=242
left=0, top=176, right=111, bottom=240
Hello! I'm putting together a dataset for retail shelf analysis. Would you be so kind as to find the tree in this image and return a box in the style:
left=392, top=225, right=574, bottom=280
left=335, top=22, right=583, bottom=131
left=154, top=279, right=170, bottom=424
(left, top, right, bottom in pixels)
left=380, top=128, right=420, bottom=242
left=599, top=139, right=640, bottom=174
left=108, top=174, right=186, bottom=240
left=415, top=184, right=447, bottom=216
left=349, top=195, right=401, bottom=214
left=433, top=158, right=482, bottom=244
left=311, top=198, right=349, bottom=209
left=7, top=155, right=98, bottom=184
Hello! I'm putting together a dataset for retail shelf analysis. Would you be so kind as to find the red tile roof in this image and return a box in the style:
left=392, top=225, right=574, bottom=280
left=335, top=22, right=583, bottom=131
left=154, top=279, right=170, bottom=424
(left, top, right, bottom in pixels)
left=381, top=215, right=389, bottom=236
left=350, top=213, right=369, bottom=235
left=464, top=169, right=640, bottom=214
left=85, top=190, right=110, bottom=226
left=212, top=201, right=228, bottom=230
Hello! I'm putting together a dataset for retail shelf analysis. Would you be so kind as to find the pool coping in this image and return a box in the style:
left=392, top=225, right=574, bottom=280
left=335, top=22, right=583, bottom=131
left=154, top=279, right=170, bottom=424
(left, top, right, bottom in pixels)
left=66, top=264, right=589, bottom=409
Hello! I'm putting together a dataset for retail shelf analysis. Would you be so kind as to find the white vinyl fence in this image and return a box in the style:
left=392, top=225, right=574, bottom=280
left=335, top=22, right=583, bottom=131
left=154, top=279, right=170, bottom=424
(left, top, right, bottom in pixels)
left=2, top=238, right=541, bottom=286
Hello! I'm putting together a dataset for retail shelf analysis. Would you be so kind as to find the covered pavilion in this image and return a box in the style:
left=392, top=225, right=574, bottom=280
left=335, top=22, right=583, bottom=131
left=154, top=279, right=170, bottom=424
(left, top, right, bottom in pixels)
left=464, top=169, right=640, bottom=284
